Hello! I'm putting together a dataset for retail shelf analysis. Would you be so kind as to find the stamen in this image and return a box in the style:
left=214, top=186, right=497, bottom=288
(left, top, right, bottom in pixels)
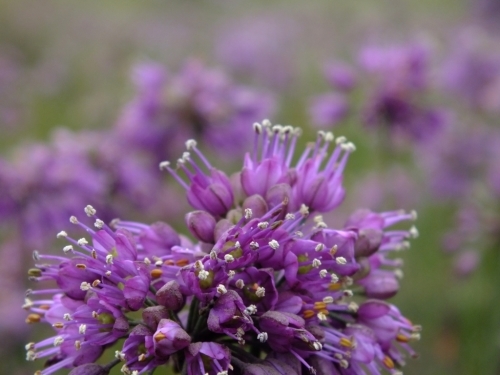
left=257, top=332, right=268, bottom=343
left=84, top=205, right=97, bottom=217
left=268, top=240, right=279, bottom=250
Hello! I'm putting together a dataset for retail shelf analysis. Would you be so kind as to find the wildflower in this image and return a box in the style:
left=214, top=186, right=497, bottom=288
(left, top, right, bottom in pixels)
left=26, top=121, right=420, bottom=375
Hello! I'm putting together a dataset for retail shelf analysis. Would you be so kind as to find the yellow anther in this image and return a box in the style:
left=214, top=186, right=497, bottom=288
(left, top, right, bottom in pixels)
left=396, top=333, right=409, bottom=343
left=383, top=356, right=395, bottom=369
left=75, top=264, right=87, bottom=270
left=314, top=302, right=327, bottom=311
left=328, top=282, right=342, bottom=291
left=303, top=310, right=315, bottom=319
left=150, top=269, right=163, bottom=279
left=26, top=314, right=42, bottom=324
left=154, top=332, right=166, bottom=342
left=176, top=259, right=190, bottom=267
left=340, top=337, right=354, bottom=349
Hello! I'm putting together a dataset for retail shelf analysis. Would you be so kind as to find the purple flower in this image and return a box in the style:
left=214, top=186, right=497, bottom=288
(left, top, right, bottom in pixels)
left=185, top=342, right=231, bottom=375
left=116, top=59, right=275, bottom=162
left=148, top=319, right=191, bottom=358
left=309, top=93, right=349, bottom=128
left=25, top=121, right=421, bottom=375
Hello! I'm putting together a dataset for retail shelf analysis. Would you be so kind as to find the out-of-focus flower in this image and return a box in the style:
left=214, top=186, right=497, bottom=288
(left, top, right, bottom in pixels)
left=216, top=15, right=298, bottom=89
left=310, top=43, right=448, bottom=144
left=116, top=60, right=275, bottom=163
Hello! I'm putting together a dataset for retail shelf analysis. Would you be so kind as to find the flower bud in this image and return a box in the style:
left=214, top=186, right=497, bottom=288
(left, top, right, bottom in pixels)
left=123, top=271, right=150, bottom=311
left=150, top=319, right=191, bottom=358
left=358, top=271, right=399, bottom=299
left=265, top=183, right=291, bottom=209
left=214, top=219, right=232, bottom=242
left=142, top=306, right=169, bottom=331
left=156, top=280, right=184, bottom=311
left=187, top=169, right=234, bottom=217
left=185, top=210, right=216, bottom=243
left=243, top=194, right=269, bottom=219
left=139, top=222, right=181, bottom=254
left=354, top=228, right=383, bottom=257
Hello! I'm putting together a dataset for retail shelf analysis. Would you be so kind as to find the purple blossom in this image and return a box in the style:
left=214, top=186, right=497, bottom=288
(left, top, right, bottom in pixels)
left=116, top=59, right=275, bottom=162
left=25, top=121, right=420, bottom=375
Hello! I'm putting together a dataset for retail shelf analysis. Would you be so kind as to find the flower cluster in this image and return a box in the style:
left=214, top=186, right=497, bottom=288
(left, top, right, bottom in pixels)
left=25, top=121, right=420, bottom=375
left=310, top=43, right=448, bottom=143
left=116, top=60, right=275, bottom=163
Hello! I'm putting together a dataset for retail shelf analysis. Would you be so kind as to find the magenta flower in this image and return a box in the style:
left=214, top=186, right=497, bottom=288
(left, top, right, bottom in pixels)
left=25, top=121, right=420, bottom=375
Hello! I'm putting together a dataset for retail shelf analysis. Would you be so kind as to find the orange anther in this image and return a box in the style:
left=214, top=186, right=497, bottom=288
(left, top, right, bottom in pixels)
left=303, top=310, right=315, bottom=319
left=383, top=356, right=395, bottom=369
left=150, top=269, right=163, bottom=279
left=26, top=314, right=41, bottom=324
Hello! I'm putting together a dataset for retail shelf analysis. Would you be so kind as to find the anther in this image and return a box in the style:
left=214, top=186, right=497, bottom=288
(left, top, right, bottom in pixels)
left=258, top=221, right=269, bottom=229
left=323, top=296, right=334, bottom=304
left=224, top=254, right=235, bottom=263
left=94, top=219, right=104, bottom=229
left=257, top=332, right=268, bottom=343
left=253, top=122, right=262, bottom=134
left=185, top=139, right=197, bottom=150
left=409, top=226, right=419, bottom=238
left=245, top=305, right=257, bottom=315
left=77, top=238, right=88, bottom=246
left=150, top=269, right=163, bottom=279
left=159, top=161, right=170, bottom=171
left=84, top=205, right=96, bottom=217
left=53, top=336, right=64, bottom=346
left=410, top=210, right=418, bottom=220
left=80, top=282, right=91, bottom=291
left=268, top=240, right=279, bottom=250
left=63, top=245, right=73, bottom=253
left=235, top=279, right=245, bottom=289
left=336, top=257, right=347, bottom=265
left=315, top=243, right=325, bottom=252
left=312, top=258, right=321, bottom=268
left=198, top=270, right=209, bottom=280
left=335, top=136, right=347, bottom=145
left=79, top=324, right=87, bottom=334
left=70, top=216, right=78, bottom=224
left=217, top=285, right=227, bottom=295
left=255, top=287, right=265, bottom=297
left=244, top=208, right=253, bottom=219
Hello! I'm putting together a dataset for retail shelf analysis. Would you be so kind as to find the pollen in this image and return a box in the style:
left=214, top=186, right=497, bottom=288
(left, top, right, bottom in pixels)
left=150, top=269, right=163, bottom=279
left=340, top=337, right=354, bottom=349
left=25, top=314, right=41, bottom=324
left=383, top=356, right=395, bottom=369
left=303, top=310, right=315, bottom=319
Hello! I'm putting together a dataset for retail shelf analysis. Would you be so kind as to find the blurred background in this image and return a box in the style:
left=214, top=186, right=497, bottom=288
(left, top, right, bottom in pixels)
left=1, top=0, right=500, bottom=374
